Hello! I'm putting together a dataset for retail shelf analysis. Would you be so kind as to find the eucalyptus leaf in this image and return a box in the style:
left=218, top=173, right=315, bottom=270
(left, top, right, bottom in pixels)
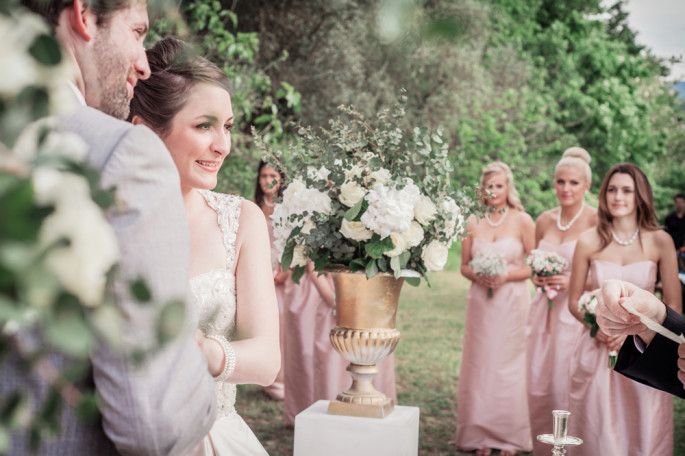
left=130, top=278, right=152, bottom=303
left=291, top=265, right=305, bottom=285
left=405, top=277, right=421, bottom=287
left=157, top=299, right=185, bottom=344
left=365, top=259, right=378, bottom=279
left=390, top=255, right=401, bottom=278
left=364, top=235, right=394, bottom=259
left=29, top=34, right=62, bottom=66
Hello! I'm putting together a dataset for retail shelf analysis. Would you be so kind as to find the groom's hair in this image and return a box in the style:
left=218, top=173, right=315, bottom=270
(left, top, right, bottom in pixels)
left=20, top=0, right=133, bottom=27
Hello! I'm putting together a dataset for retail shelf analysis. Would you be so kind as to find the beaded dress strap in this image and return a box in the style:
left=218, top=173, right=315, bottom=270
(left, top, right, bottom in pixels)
left=198, top=190, right=242, bottom=271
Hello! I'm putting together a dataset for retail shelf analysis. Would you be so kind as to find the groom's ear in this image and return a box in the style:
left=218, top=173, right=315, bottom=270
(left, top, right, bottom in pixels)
left=66, top=0, right=96, bottom=42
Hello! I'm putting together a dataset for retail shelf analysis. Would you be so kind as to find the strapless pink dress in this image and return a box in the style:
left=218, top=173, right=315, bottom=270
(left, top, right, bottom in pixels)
left=456, top=237, right=533, bottom=453
left=526, top=240, right=585, bottom=454
left=567, top=260, right=673, bottom=456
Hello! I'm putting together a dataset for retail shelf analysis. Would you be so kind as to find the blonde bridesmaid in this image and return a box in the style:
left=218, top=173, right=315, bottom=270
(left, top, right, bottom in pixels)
left=456, top=161, right=535, bottom=456
left=525, top=148, right=597, bottom=454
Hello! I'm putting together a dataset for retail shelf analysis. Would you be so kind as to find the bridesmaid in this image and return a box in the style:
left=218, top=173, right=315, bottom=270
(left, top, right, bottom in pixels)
left=567, top=163, right=681, bottom=455
left=255, top=160, right=289, bottom=400
left=526, top=147, right=597, bottom=454
left=456, top=161, right=535, bottom=456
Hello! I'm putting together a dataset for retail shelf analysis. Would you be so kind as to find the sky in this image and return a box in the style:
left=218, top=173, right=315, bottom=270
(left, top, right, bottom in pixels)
left=621, top=0, right=685, bottom=80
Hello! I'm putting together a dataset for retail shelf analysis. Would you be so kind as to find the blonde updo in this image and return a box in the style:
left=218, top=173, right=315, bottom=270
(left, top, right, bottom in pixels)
left=479, top=161, right=524, bottom=211
left=555, top=147, right=592, bottom=184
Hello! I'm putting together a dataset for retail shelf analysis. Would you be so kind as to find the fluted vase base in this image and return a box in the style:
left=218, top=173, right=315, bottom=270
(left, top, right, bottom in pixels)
left=327, top=363, right=395, bottom=418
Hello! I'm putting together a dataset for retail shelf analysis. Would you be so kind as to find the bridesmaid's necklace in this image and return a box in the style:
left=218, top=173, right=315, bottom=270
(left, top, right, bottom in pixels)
left=263, top=195, right=276, bottom=208
left=485, top=207, right=508, bottom=227
left=612, top=228, right=639, bottom=246
left=557, top=202, right=585, bottom=232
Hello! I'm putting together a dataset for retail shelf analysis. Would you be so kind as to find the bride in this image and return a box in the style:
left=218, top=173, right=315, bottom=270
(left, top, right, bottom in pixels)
left=129, top=37, right=279, bottom=454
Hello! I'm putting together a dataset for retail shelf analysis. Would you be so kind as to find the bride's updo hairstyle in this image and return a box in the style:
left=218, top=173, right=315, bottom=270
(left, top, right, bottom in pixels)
left=479, top=161, right=524, bottom=211
left=555, top=147, right=592, bottom=185
left=128, top=37, right=231, bottom=137
left=596, top=162, right=659, bottom=250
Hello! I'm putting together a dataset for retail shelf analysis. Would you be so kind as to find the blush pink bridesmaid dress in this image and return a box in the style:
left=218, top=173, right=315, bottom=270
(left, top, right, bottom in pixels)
left=567, top=260, right=673, bottom=456
left=456, top=237, right=533, bottom=454
left=526, top=240, right=585, bottom=454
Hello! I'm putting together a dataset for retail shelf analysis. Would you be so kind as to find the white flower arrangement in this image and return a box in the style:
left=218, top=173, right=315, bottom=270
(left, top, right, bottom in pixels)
left=468, top=249, right=507, bottom=298
left=578, top=292, right=618, bottom=367
left=525, top=249, right=569, bottom=307
left=258, top=94, right=475, bottom=284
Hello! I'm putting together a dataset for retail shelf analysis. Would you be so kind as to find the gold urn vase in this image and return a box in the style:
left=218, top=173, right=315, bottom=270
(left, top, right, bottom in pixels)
left=327, top=267, right=404, bottom=419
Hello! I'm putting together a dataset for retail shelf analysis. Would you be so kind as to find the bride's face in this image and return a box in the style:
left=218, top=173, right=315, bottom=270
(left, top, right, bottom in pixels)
left=554, top=166, right=588, bottom=207
left=164, top=83, right=234, bottom=191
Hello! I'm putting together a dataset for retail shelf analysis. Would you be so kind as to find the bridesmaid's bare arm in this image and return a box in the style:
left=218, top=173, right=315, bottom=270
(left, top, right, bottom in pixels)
left=568, top=233, right=593, bottom=324
left=656, top=231, right=683, bottom=314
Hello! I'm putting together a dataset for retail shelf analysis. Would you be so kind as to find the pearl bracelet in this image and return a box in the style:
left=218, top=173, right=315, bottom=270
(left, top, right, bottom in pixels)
left=207, top=334, right=236, bottom=382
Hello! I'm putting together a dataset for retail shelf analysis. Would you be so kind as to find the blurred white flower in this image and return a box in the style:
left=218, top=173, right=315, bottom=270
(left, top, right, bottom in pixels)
left=301, top=220, right=315, bottom=235
left=307, top=165, right=330, bottom=182
left=414, top=195, right=437, bottom=225
left=440, top=197, right=464, bottom=242
left=340, top=219, right=373, bottom=241
left=421, top=241, right=449, bottom=272
left=339, top=180, right=366, bottom=207
left=344, top=164, right=364, bottom=180
left=385, top=232, right=407, bottom=257
left=36, top=172, right=119, bottom=306
left=361, top=182, right=420, bottom=238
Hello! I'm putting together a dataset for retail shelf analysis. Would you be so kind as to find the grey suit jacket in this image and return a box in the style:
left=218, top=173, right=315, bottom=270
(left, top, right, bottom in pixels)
left=1, top=106, right=216, bottom=455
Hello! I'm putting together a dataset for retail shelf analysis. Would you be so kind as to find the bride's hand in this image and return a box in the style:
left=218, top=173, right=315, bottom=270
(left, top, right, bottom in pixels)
left=194, top=331, right=224, bottom=377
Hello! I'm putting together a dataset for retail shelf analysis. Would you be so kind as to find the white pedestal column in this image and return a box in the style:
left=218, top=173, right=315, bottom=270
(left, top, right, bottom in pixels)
left=293, top=400, right=420, bottom=456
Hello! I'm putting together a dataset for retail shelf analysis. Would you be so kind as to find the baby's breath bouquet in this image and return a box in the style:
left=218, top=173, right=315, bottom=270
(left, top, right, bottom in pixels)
left=258, top=93, right=476, bottom=285
left=468, top=249, right=507, bottom=298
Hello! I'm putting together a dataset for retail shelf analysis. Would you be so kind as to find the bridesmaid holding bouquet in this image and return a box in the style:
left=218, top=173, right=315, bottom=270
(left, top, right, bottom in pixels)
left=567, top=163, right=681, bottom=455
left=456, top=162, right=535, bottom=456
left=525, top=147, right=597, bottom=454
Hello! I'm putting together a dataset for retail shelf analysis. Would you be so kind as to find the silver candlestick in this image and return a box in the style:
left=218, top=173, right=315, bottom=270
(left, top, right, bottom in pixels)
left=536, top=410, right=582, bottom=455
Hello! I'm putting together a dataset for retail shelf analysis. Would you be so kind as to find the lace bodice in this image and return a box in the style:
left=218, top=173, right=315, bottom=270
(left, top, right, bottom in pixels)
left=190, top=190, right=242, bottom=418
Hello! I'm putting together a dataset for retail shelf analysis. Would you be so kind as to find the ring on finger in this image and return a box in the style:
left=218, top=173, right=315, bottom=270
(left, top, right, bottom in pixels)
left=555, top=284, right=560, bottom=291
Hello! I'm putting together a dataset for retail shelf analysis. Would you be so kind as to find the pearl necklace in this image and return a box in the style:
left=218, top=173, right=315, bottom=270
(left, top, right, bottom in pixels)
left=612, top=228, right=639, bottom=246
left=485, top=207, right=508, bottom=227
left=263, top=195, right=276, bottom=208
left=557, top=202, right=585, bottom=232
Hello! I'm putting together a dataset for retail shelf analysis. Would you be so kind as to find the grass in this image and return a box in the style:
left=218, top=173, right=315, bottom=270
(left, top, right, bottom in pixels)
left=236, top=269, right=685, bottom=455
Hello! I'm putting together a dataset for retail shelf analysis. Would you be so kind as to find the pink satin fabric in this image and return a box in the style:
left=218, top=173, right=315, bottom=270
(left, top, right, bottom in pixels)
left=456, top=237, right=533, bottom=453
left=263, top=219, right=286, bottom=400
left=526, top=240, right=585, bottom=454
left=567, top=260, right=673, bottom=456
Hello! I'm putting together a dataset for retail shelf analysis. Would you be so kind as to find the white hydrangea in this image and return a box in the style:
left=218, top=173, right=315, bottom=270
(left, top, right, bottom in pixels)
left=282, top=178, right=306, bottom=204
left=361, top=182, right=420, bottom=239
left=340, top=219, right=373, bottom=241
left=35, top=171, right=119, bottom=306
left=421, top=240, right=449, bottom=272
left=339, top=180, right=366, bottom=207
left=414, top=195, right=437, bottom=226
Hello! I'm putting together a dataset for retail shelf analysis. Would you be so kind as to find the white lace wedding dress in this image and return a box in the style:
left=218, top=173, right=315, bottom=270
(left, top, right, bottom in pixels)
left=191, top=190, right=268, bottom=456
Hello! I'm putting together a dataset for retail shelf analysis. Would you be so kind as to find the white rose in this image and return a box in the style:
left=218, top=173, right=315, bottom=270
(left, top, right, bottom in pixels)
left=384, top=232, right=407, bottom=257
left=282, top=178, right=306, bottom=204
left=340, top=219, right=373, bottom=241
left=339, top=180, right=366, bottom=207
left=307, top=165, right=330, bottom=182
left=402, top=221, right=424, bottom=248
left=368, top=168, right=391, bottom=186
left=37, top=172, right=119, bottom=306
left=414, top=195, right=437, bottom=225
left=292, top=245, right=308, bottom=267
left=421, top=240, right=449, bottom=272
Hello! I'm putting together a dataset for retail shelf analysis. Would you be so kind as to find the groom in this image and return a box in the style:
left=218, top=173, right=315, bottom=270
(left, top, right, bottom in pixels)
left=4, top=0, right=217, bottom=454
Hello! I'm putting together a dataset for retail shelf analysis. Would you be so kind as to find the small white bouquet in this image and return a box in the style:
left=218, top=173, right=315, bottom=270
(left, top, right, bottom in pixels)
left=526, top=249, right=569, bottom=308
left=578, top=292, right=618, bottom=368
left=469, top=249, right=507, bottom=298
